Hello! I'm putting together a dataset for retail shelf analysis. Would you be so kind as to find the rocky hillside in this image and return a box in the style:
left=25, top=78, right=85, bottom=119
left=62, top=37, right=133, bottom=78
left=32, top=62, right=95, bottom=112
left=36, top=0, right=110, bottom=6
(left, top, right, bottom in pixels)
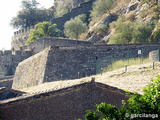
left=87, top=0, right=160, bottom=44
left=11, top=0, right=160, bottom=50
left=54, top=0, right=90, bottom=17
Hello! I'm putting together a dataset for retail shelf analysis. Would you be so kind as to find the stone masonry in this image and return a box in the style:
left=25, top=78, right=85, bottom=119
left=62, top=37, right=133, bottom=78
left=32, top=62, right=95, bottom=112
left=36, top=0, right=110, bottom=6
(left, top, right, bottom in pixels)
left=0, top=50, right=31, bottom=77
left=12, top=43, right=160, bottom=89
left=1, top=81, right=129, bottom=120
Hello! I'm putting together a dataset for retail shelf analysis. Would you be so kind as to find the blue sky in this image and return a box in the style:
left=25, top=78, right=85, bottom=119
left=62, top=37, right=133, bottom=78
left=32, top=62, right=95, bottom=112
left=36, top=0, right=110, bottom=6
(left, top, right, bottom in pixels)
left=0, top=0, right=54, bottom=50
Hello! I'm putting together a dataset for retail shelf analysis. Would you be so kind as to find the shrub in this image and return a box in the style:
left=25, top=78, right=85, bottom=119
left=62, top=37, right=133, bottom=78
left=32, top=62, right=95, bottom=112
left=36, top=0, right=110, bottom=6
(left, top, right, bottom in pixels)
left=109, top=19, right=154, bottom=44
left=93, top=24, right=107, bottom=35
left=90, top=0, right=116, bottom=20
left=126, top=11, right=136, bottom=21
left=64, top=14, right=88, bottom=39
left=139, top=10, right=148, bottom=18
left=152, top=6, right=159, bottom=12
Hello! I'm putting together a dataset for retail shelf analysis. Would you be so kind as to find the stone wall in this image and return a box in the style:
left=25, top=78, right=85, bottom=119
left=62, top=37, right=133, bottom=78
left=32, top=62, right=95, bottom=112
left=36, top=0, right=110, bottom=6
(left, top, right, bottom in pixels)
left=12, top=48, right=49, bottom=89
left=0, top=76, right=13, bottom=88
left=12, top=43, right=160, bottom=89
left=0, top=82, right=129, bottom=120
left=24, top=37, right=92, bottom=54
left=0, top=50, right=32, bottom=77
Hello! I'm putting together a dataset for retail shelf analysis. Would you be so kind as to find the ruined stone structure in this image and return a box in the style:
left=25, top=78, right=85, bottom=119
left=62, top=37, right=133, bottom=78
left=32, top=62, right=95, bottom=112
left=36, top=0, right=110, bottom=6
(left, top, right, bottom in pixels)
left=12, top=43, right=160, bottom=89
left=1, top=81, right=129, bottom=120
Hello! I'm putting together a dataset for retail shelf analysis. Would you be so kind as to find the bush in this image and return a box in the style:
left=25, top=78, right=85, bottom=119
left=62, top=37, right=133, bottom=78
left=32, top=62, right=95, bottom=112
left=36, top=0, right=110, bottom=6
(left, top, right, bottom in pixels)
left=126, top=11, right=136, bottom=21
left=90, top=0, right=116, bottom=20
left=93, top=24, right=107, bottom=35
left=64, top=14, right=88, bottom=39
left=109, top=19, right=154, bottom=44
left=139, top=10, right=148, bottom=18
left=79, top=75, right=160, bottom=120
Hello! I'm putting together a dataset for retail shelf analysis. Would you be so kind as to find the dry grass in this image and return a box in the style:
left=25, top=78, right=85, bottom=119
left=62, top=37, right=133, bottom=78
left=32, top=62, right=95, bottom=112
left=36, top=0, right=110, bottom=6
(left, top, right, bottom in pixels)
left=20, top=62, right=160, bottom=95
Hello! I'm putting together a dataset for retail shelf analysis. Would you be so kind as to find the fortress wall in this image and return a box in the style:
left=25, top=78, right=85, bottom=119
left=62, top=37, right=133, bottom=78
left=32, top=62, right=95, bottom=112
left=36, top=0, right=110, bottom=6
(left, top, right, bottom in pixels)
left=12, top=43, right=160, bottom=89
left=25, top=37, right=92, bottom=54
left=12, top=48, right=49, bottom=89
left=45, top=44, right=160, bottom=81
left=0, top=82, right=128, bottom=120
left=0, top=50, right=32, bottom=77
left=44, top=48, right=97, bottom=82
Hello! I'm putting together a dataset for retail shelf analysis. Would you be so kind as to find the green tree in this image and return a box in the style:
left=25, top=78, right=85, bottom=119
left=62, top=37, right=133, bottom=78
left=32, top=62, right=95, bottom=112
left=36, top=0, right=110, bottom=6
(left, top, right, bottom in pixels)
left=80, top=75, right=160, bottom=120
left=64, top=14, right=88, bottom=39
left=10, top=0, right=54, bottom=29
left=26, top=21, right=63, bottom=44
left=109, top=18, right=154, bottom=44
left=90, top=0, right=116, bottom=19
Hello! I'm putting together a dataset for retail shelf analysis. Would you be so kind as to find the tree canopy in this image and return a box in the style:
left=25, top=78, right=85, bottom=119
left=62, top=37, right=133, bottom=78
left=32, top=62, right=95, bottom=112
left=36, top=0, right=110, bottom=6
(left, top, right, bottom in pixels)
left=10, top=0, right=54, bottom=29
left=26, top=21, right=63, bottom=44
left=64, top=14, right=88, bottom=39
left=109, top=15, right=154, bottom=44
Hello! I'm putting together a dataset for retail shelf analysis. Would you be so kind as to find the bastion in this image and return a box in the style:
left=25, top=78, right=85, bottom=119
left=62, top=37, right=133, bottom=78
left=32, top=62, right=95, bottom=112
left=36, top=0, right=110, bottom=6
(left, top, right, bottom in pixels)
left=12, top=43, right=160, bottom=89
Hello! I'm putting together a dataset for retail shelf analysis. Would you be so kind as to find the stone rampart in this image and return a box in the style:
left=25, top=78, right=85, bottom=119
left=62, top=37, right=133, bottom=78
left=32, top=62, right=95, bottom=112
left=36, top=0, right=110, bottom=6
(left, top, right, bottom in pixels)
left=12, top=48, right=49, bottom=89
left=21, top=37, right=92, bottom=54
left=0, top=50, right=32, bottom=77
left=11, top=26, right=34, bottom=50
left=12, top=43, right=160, bottom=89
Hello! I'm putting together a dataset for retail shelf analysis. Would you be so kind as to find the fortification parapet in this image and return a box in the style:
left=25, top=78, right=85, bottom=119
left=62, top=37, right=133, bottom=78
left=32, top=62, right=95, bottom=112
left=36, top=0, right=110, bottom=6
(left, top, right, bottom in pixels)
left=0, top=50, right=32, bottom=77
left=12, top=26, right=34, bottom=39
left=12, top=43, right=160, bottom=89
left=3, top=50, right=12, bottom=56
left=14, top=50, right=23, bottom=56
left=0, top=51, right=3, bottom=55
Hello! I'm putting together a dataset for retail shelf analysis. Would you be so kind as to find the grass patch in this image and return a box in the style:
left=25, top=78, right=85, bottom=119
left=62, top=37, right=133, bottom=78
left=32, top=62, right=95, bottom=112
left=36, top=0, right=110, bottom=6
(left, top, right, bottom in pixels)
left=103, top=58, right=150, bottom=72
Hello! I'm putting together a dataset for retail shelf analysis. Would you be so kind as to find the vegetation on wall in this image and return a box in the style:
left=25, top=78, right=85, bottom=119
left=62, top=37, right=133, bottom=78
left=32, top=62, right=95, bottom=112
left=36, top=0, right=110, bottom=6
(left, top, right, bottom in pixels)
left=64, top=14, right=88, bottom=39
left=79, top=75, right=160, bottom=120
left=10, top=0, right=54, bottom=29
left=26, top=21, right=63, bottom=44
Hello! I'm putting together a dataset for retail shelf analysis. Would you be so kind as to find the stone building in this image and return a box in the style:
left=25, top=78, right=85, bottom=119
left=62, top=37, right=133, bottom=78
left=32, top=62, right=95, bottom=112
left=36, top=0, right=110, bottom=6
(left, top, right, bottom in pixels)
left=0, top=81, right=129, bottom=120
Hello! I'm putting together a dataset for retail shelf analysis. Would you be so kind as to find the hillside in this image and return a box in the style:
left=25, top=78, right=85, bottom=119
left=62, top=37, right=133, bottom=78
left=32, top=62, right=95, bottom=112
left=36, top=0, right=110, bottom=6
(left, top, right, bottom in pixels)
left=87, top=0, right=160, bottom=44
left=20, top=62, right=160, bottom=95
